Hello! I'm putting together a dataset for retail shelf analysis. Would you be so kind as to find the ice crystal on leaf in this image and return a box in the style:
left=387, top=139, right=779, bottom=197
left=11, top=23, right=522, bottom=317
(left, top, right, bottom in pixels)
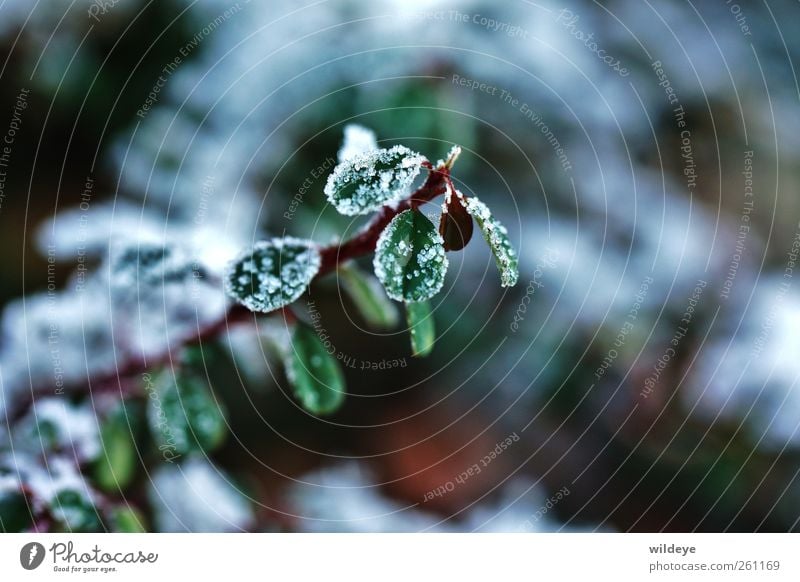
left=109, top=243, right=205, bottom=289
left=337, top=124, right=379, bottom=162
left=324, top=146, right=425, bottom=216
left=224, top=237, right=321, bottom=313
left=373, top=210, right=448, bottom=302
left=465, top=197, right=519, bottom=287
left=106, top=242, right=228, bottom=358
left=17, top=399, right=101, bottom=461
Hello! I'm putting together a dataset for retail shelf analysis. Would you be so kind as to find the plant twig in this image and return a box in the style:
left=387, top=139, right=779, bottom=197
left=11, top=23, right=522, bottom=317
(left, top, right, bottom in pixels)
left=7, top=164, right=451, bottom=423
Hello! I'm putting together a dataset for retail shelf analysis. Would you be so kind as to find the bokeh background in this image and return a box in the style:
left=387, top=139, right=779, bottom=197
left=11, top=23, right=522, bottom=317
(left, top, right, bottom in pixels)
left=2, top=0, right=800, bottom=532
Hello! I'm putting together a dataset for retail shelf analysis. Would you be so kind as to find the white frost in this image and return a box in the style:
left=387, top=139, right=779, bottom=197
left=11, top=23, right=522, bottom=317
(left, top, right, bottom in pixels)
left=465, top=197, right=519, bottom=288
left=337, top=124, right=379, bottom=163
left=324, top=146, right=425, bottom=216
left=149, top=456, right=253, bottom=532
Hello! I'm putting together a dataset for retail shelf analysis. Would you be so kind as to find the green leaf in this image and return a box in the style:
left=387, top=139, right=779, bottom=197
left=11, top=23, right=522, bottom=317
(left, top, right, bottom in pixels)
left=373, top=209, right=448, bottom=302
left=108, top=505, right=147, bottom=532
left=465, top=197, right=519, bottom=287
left=0, top=490, right=33, bottom=532
left=338, top=262, right=399, bottom=329
left=287, top=324, right=346, bottom=415
left=93, top=401, right=139, bottom=492
left=405, top=301, right=435, bottom=357
left=147, top=369, right=227, bottom=456
left=52, top=490, right=102, bottom=532
left=324, top=146, right=425, bottom=215
left=225, top=237, right=321, bottom=313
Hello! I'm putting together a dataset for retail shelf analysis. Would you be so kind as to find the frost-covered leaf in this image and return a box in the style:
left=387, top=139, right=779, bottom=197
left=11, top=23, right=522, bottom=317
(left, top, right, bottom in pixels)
left=106, top=242, right=229, bottom=359
left=225, top=237, right=321, bottom=313
left=17, top=399, right=100, bottom=461
left=287, top=324, right=346, bottom=415
left=337, top=124, right=378, bottom=162
left=324, top=146, right=425, bottom=216
left=0, top=489, right=33, bottom=532
left=6, top=455, right=86, bottom=506
left=109, top=242, right=206, bottom=289
left=147, top=369, right=226, bottom=456
left=3, top=455, right=98, bottom=532
left=52, top=489, right=102, bottom=532
left=149, top=456, right=253, bottom=532
left=94, top=401, right=139, bottom=492
left=405, top=301, right=435, bottom=357
left=465, top=198, right=519, bottom=287
left=373, top=210, right=448, bottom=302
left=339, top=262, right=398, bottom=330
left=439, top=186, right=474, bottom=251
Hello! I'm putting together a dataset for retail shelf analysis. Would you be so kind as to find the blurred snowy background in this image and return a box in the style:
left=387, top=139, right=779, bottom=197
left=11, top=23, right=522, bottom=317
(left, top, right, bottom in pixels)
left=1, top=0, right=800, bottom=532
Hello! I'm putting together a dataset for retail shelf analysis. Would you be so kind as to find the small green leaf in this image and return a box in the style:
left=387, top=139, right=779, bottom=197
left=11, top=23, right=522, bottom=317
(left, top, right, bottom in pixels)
left=147, top=369, right=227, bottom=456
left=108, top=505, right=147, bottom=532
left=338, top=262, right=399, bottom=329
left=225, top=237, right=321, bottom=313
left=0, top=490, right=33, bottom=532
left=287, top=324, right=346, bottom=415
left=373, top=209, right=448, bottom=302
left=405, top=301, right=435, bottom=357
left=465, top=197, right=519, bottom=287
left=94, top=401, right=139, bottom=492
left=324, top=146, right=425, bottom=215
left=52, top=490, right=102, bottom=532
